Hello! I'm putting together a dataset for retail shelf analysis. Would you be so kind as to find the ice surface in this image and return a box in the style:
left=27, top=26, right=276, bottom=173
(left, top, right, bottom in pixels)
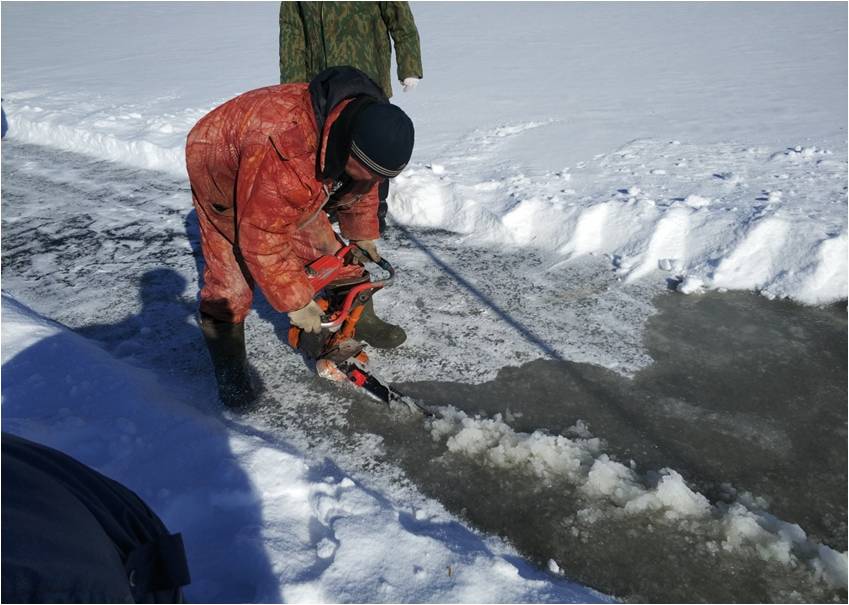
left=2, top=3, right=846, bottom=602
left=4, top=140, right=846, bottom=602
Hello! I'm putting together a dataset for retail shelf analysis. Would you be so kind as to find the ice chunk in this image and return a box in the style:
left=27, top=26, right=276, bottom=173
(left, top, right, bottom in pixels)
left=677, top=276, right=705, bottom=294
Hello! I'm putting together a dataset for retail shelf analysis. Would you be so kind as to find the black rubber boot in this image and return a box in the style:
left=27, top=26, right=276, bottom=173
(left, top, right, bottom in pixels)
left=199, top=312, right=257, bottom=408
left=355, top=298, right=407, bottom=349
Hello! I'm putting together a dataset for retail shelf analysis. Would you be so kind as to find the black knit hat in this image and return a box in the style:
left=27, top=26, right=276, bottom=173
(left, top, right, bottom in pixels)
left=350, top=104, right=415, bottom=178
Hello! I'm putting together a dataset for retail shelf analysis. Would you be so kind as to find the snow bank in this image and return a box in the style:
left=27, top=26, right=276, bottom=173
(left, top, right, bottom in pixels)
left=12, top=108, right=840, bottom=306
left=1, top=293, right=608, bottom=603
left=428, top=407, right=848, bottom=590
left=1, top=3, right=279, bottom=176
left=5, top=100, right=202, bottom=175
left=391, top=139, right=847, bottom=305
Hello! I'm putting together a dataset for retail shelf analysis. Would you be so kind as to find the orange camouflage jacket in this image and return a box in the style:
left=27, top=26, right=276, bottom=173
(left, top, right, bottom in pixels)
left=186, top=83, right=380, bottom=313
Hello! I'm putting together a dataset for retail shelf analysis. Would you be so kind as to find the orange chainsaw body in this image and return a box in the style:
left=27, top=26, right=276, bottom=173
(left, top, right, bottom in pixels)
left=288, top=244, right=383, bottom=379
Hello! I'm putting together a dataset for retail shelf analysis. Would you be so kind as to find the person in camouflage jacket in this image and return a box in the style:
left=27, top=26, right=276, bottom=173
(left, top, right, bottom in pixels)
left=279, top=1, right=423, bottom=98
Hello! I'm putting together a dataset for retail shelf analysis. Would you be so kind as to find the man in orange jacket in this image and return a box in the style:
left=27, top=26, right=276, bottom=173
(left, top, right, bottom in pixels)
left=186, top=67, right=414, bottom=407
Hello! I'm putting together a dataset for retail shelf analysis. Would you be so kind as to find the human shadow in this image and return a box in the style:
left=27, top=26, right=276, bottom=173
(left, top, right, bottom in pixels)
left=2, top=290, right=284, bottom=603
left=65, top=264, right=279, bottom=600
left=0, top=141, right=285, bottom=601
left=73, top=266, right=228, bottom=411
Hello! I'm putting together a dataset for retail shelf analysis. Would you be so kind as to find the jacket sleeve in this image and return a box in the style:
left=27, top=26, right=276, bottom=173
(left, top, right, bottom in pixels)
left=236, top=144, right=314, bottom=313
left=336, top=185, right=381, bottom=241
left=279, top=2, right=308, bottom=83
left=379, top=2, right=423, bottom=81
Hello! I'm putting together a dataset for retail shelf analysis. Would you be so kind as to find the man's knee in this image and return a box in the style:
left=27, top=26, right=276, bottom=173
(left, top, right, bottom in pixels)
left=198, top=247, right=255, bottom=324
left=199, top=291, right=252, bottom=324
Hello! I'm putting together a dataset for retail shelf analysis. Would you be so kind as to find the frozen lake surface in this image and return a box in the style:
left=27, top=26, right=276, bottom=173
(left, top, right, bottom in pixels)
left=2, top=3, right=846, bottom=600
left=2, top=139, right=845, bottom=603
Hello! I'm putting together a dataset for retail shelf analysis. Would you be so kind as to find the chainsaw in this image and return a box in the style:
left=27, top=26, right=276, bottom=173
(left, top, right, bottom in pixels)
left=287, top=243, right=431, bottom=416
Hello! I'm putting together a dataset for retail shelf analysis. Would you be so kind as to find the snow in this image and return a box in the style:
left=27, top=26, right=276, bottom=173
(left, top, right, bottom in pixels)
left=1, top=2, right=847, bottom=601
left=392, top=139, right=847, bottom=304
left=2, top=3, right=846, bottom=305
left=1, top=294, right=605, bottom=603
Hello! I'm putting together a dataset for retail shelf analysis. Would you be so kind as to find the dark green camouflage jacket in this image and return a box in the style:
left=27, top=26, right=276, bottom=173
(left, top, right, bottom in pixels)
left=279, top=1, right=423, bottom=98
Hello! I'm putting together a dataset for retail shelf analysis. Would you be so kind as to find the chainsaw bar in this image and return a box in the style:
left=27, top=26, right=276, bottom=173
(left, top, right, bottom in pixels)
left=317, top=355, right=432, bottom=416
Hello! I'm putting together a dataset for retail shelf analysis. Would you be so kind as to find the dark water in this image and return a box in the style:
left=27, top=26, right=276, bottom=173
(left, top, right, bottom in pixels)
left=341, top=291, right=847, bottom=603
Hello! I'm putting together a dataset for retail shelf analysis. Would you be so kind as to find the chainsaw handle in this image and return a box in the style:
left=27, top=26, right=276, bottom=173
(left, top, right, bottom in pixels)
left=373, top=257, right=395, bottom=287
left=319, top=257, right=395, bottom=330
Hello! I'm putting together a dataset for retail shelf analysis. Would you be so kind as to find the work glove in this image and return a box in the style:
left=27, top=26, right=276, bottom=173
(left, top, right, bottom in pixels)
left=288, top=300, right=323, bottom=333
left=352, top=240, right=381, bottom=264
left=401, top=77, right=420, bottom=93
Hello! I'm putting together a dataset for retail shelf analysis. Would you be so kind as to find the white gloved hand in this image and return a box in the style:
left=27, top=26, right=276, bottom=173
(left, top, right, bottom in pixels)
left=288, top=300, right=323, bottom=333
left=352, top=240, right=381, bottom=263
left=401, top=77, right=420, bottom=92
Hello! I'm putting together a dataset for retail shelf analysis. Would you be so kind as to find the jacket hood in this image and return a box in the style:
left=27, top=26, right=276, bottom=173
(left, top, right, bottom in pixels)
left=309, top=66, right=388, bottom=179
